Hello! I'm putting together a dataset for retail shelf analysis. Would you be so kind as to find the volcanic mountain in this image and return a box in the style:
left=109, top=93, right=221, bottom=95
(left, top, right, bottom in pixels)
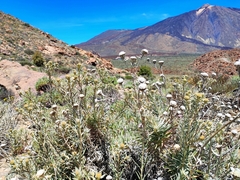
left=76, top=4, right=240, bottom=57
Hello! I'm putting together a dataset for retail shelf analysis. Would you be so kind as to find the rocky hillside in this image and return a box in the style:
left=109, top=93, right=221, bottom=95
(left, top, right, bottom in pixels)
left=192, top=48, right=240, bottom=76
left=76, top=4, right=240, bottom=57
left=0, top=11, right=122, bottom=99
left=0, top=11, right=115, bottom=72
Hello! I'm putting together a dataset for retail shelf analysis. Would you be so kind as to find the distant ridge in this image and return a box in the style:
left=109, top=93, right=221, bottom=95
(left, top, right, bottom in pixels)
left=76, top=4, right=240, bottom=57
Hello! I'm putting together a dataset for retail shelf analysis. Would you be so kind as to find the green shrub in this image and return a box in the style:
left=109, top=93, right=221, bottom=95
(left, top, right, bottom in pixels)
left=35, top=77, right=51, bottom=92
left=75, top=51, right=80, bottom=56
left=102, top=75, right=117, bottom=85
left=19, top=60, right=33, bottom=66
left=125, top=74, right=134, bottom=80
left=56, top=66, right=71, bottom=74
left=123, top=81, right=133, bottom=89
left=24, top=49, right=34, bottom=55
left=23, top=23, right=30, bottom=27
left=138, top=65, right=152, bottom=78
left=32, top=51, right=44, bottom=67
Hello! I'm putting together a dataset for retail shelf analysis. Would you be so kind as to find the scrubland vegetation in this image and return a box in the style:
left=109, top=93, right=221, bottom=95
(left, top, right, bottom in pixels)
left=1, top=52, right=240, bottom=180
left=111, top=54, right=200, bottom=75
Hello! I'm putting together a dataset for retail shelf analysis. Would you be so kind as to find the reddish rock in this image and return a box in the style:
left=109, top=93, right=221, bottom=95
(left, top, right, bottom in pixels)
left=0, top=60, right=46, bottom=98
left=192, top=48, right=240, bottom=76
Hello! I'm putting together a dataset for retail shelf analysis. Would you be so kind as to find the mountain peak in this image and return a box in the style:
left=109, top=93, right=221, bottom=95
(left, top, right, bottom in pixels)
left=77, top=5, right=240, bottom=56
left=196, top=4, right=214, bottom=16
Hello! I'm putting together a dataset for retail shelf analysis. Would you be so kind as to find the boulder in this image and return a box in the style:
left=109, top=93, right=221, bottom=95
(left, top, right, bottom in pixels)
left=0, top=60, right=46, bottom=98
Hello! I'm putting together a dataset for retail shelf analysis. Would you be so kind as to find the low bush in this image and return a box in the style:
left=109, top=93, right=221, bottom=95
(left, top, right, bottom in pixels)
left=56, top=66, right=71, bottom=74
left=24, top=49, right=34, bottom=55
left=138, top=65, right=152, bottom=79
left=19, top=60, right=33, bottom=66
left=32, top=51, right=44, bottom=67
left=35, top=77, right=51, bottom=92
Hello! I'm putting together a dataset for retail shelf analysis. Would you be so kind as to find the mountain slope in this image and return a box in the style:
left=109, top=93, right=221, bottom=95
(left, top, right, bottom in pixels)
left=76, top=4, right=240, bottom=57
left=0, top=11, right=114, bottom=71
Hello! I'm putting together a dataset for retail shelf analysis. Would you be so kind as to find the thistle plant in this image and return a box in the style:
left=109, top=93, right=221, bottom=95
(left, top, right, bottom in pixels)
left=8, top=63, right=114, bottom=179
left=234, top=59, right=240, bottom=78
left=159, top=60, right=164, bottom=74
left=141, top=49, right=148, bottom=58
left=0, top=101, right=18, bottom=158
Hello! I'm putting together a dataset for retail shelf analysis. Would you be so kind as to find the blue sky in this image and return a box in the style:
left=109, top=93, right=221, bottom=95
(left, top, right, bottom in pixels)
left=1, top=0, right=240, bottom=45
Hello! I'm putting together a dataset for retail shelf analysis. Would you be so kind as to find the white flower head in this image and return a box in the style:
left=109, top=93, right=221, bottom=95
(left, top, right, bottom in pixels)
left=117, top=78, right=124, bottom=85
left=225, top=113, right=232, bottom=118
left=55, top=120, right=61, bottom=125
left=156, top=81, right=164, bottom=87
left=173, top=144, right=181, bottom=151
left=138, top=83, right=147, bottom=91
left=231, top=129, right=238, bottom=135
left=217, top=113, right=224, bottom=118
left=141, top=49, right=148, bottom=56
left=166, top=94, right=172, bottom=100
left=158, top=60, right=164, bottom=66
left=0, top=143, right=6, bottom=147
left=163, top=111, right=168, bottom=116
left=177, top=110, right=182, bottom=115
left=212, top=72, right=217, bottom=76
left=152, top=59, right=157, bottom=64
left=79, top=94, right=84, bottom=98
left=180, top=105, right=186, bottom=111
left=96, top=89, right=105, bottom=96
left=36, top=169, right=45, bottom=178
left=138, top=76, right=146, bottom=84
left=212, top=96, right=219, bottom=101
left=231, top=167, right=240, bottom=177
left=130, top=56, right=137, bottom=62
left=106, top=175, right=113, bottom=180
left=52, top=104, right=57, bottom=110
left=234, top=60, right=240, bottom=66
left=170, top=100, right=177, bottom=107
left=119, top=51, right=126, bottom=60
left=200, top=72, right=209, bottom=77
